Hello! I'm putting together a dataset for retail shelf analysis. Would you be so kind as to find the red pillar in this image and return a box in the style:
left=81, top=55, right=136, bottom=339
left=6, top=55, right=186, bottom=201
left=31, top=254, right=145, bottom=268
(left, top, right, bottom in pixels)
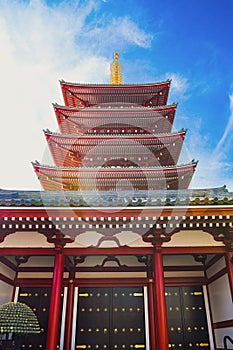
left=226, top=251, right=233, bottom=301
left=64, top=270, right=75, bottom=350
left=153, top=247, right=169, bottom=350
left=46, top=249, right=64, bottom=350
left=147, top=278, right=157, bottom=350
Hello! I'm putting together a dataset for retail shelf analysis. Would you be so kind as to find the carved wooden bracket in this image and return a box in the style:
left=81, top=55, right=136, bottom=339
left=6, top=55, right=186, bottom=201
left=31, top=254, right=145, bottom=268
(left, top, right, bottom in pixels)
left=15, top=255, right=30, bottom=266
left=0, top=229, right=16, bottom=243
left=39, top=229, right=74, bottom=250
left=203, top=228, right=233, bottom=250
left=73, top=256, right=86, bottom=265
left=142, top=227, right=180, bottom=249
left=96, top=255, right=127, bottom=268
left=223, top=228, right=233, bottom=251
left=64, top=255, right=86, bottom=272
left=136, top=255, right=152, bottom=267
left=193, top=254, right=207, bottom=265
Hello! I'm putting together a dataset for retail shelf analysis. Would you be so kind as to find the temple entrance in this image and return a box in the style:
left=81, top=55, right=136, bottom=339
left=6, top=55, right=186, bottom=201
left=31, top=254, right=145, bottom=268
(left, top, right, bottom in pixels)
left=15, top=285, right=211, bottom=350
left=75, top=287, right=146, bottom=349
left=165, top=286, right=210, bottom=349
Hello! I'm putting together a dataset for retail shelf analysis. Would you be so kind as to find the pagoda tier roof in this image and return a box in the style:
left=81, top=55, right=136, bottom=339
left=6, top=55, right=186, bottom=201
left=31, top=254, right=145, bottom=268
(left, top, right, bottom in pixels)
left=54, top=103, right=177, bottom=135
left=60, top=80, right=171, bottom=107
left=0, top=186, right=231, bottom=208
left=32, top=161, right=197, bottom=191
left=53, top=103, right=177, bottom=113
left=44, top=128, right=185, bottom=140
left=44, top=129, right=186, bottom=167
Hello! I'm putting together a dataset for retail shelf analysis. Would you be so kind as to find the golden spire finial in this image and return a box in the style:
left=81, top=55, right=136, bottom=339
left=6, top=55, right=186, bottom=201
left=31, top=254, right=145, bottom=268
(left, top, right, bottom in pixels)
left=110, top=51, right=122, bottom=85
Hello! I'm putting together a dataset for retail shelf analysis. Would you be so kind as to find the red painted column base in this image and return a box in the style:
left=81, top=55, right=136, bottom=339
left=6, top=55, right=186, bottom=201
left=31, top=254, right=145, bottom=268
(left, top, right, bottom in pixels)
left=46, top=251, right=64, bottom=350
left=64, top=270, right=75, bottom=350
left=154, top=249, right=169, bottom=350
left=147, top=278, right=157, bottom=350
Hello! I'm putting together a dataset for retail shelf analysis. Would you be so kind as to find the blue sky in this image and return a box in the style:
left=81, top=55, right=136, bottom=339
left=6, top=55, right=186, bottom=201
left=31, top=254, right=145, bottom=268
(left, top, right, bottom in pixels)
left=0, top=0, right=233, bottom=191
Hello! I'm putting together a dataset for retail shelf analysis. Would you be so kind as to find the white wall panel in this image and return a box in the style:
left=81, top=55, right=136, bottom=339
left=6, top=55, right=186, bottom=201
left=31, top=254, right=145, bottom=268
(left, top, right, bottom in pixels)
left=206, top=257, right=226, bottom=279
left=74, top=271, right=146, bottom=279
left=0, top=261, right=15, bottom=279
left=208, top=274, right=233, bottom=322
left=214, top=328, right=233, bottom=349
left=21, top=256, right=54, bottom=267
left=163, top=254, right=202, bottom=266
left=164, top=271, right=204, bottom=278
left=17, top=272, right=54, bottom=278
left=0, top=231, right=53, bottom=247
left=203, top=285, right=215, bottom=350
left=0, top=281, right=13, bottom=305
left=163, top=230, right=224, bottom=247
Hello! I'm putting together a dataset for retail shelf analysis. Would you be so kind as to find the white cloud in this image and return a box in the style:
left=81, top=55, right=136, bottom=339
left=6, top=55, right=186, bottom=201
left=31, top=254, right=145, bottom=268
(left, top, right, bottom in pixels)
left=81, top=15, right=153, bottom=51
left=215, top=93, right=233, bottom=153
left=182, top=110, right=233, bottom=191
left=116, top=17, right=153, bottom=48
left=0, top=0, right=152, bottom=190
left=161, top=72, right=233, bottom=191
left=164, top=73, right=189, bottom=102
left=190, top=152, right=233, bottom=191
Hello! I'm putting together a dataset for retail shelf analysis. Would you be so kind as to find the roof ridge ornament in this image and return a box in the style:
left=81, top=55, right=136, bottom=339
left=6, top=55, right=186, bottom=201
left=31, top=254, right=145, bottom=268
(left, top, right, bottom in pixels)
left=110, top=51, right=123, bottom=85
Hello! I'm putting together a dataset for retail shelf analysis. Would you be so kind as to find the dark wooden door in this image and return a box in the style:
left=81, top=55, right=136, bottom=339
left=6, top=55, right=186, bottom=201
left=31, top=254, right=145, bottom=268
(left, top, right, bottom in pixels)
left=76, top=287, right=110, bottom=349
left=17, top=287, right=51, bottom=350
left=76, top=287, right=146, bottom=349
left=16, top=287, right=63, bottom=350
left=166, top=286, right=210, bottom=350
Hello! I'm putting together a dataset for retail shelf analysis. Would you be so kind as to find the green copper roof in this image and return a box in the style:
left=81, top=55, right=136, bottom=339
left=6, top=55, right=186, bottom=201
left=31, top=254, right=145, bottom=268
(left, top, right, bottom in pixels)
left=0, top=186, right=232, bottom=207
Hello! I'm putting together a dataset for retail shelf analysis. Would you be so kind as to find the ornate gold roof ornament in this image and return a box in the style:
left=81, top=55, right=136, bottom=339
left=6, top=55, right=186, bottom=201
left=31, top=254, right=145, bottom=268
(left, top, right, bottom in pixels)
left=110, top=51, right=123, bottom=84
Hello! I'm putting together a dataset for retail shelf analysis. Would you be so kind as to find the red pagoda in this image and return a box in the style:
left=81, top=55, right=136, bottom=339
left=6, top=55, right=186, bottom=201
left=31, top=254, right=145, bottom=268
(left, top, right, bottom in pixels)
left=32, top=53, right=197, bottom=192
left=1, top=52, right=233, bottom=350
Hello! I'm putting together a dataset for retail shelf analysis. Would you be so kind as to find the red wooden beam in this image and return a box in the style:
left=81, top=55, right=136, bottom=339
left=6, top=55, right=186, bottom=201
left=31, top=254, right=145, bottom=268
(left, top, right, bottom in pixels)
left=17, top=265, right=205, bottom=273
left=14, top=276, right=208, bottom=288
left=0, top=248, right=55, bottom=255
left=0, top=246, right=226, bottom=257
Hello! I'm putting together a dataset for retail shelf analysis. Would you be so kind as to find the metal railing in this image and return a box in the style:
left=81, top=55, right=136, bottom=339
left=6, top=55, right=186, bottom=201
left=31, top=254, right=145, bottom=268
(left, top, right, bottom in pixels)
left=224, top=335, right=233, bottom=349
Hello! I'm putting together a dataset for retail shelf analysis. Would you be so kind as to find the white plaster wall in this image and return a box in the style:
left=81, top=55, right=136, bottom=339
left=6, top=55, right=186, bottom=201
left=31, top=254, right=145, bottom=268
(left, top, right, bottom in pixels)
left=21, top=256, right=54, bottom=267
left=208, top=274, right=233, bottom=322
left=215, top=328, right=233, bottom=349
left=128, top=237, right=151, bottom=247
left=164, top=271, right=204, bottom=278
left=206, top=257, right=226, bottom=279
left=67, top=230, right=151, bottom=248
left=0, top=261, right=15, bottom=304
left=74, top=271, right=146, bottom=279
left=0, top=281, right=14, bottom=305
left=163, top=230, right=224, bottom=247
left=163, top=254, right=203, bottom=266
left=7, top=229, right=153, bottom=248
left=17, top=272, right=54, bottom=279
left=0, top=261, right=15, bottom=279
left=0, top=231, right=53, bottom=247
